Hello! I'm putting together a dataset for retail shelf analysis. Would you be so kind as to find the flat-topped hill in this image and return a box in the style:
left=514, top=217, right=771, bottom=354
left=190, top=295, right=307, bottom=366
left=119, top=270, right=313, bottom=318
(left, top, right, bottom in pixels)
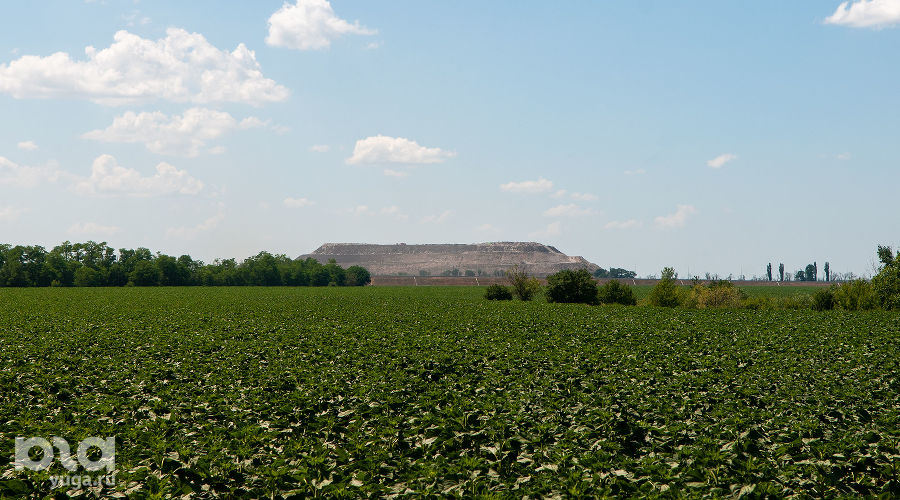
left=299, top=242, right=599, bottom=277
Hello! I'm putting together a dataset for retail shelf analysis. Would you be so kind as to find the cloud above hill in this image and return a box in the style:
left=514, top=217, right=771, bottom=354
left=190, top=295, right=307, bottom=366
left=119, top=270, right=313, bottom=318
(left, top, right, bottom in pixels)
left=0, top=28, right=288, bottom=105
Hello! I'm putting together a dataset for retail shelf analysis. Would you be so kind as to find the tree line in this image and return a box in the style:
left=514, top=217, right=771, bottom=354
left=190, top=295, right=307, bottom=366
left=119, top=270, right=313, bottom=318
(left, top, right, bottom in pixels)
left=765, top=261, right=841, bottom=282
left=0, top=241, right=371, bottom=287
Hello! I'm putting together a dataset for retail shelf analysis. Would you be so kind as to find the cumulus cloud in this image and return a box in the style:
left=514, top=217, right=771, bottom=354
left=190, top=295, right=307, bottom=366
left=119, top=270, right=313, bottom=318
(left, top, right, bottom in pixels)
left=346, top=135, right=456, bottom=165
left=825, top=0, right=900, bottom=28
left=499, top=177, right=553, bottom=193
left=0, top=28, right=289, bottom=105
left=68, top=222, right=120, bottom=236
left=543, top=204, right=597, bottom=217
left=421, top=210, right=452, bottom=224
left=82, top=108, right=265, bottom=157
left=604, top=219, right=641, bottom=230
left=570, top=192, right=598, bottom=201
left=0, top=156, right=61, bottom=187
left=166, top=203, right=225, bottom=239
left=267, top=0, right=375, bottom=50
left=283, top=197, right=315, bottom=208
left=706, top=153, right=737, bottom=169
left=529, top=221, right=562, bottom=239
left=309, top=144, right=330, bottom=153
left=73, top=154, right=203, bottom=197
left=654, top=204, right=697, bottom=229
left=17, top=140, right=38, bottom=151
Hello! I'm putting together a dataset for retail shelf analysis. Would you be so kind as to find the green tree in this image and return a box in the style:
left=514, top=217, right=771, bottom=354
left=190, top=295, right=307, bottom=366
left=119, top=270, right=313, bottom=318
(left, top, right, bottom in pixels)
left=74, top=265, right=104, bottom=287
left=597, top=280, right=637, bottom=305
left=778, top=263, right=785, bottom=282
left=546, top=269, right=599, bottom=305
left=647, top=267, right=683, bottom=307
left=824, top=261, right=830, bottom=282
left=766, top=263, right=773, bottom=282
left=593, top=267, right=610, bottom=279
left=872, top=245, right=900, bottom=310
left=345, top=266, right=371, bottom=286
left=130, top=260, right=160, bottom=286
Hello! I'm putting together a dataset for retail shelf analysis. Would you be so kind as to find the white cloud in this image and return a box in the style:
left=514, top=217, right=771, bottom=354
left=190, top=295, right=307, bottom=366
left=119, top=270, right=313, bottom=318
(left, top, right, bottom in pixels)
left=499, top=177, right=553, bottom=193
left=0, top=156, right=61, bottom=187
left=82, top=108, right=265, bottom=157
left=365, top=41, right=382, bottom=50
left=551, top=189, right=567, bottom=198
left=383, top=168, right=409, bottom=178
left=309, top=144, right=330, bottom=153
left=706, top=153, right=737, bottom=169
left=570, top=192, right=598, bottom=201
left=654, top=204, right=697, bottom=229
left=166, top=204, right=225, bottom=239
left=0, top=28, right=289, bottom=105
left=421, top=210, right=452, bottom=224
left=73, top=154, right=203, bottom=197
left=529, top=221, right=562, bottom=239
left=604, top=219, right=641, bottom=230
left=283, top=197, right=315, bottom=208
left=624, top=168, right=646, bottom=176
left=346, top=205, right=372, bottom=216
left=343, top=204, right=408, bottom=220
left=825, top=0, right=900, bottom=28
left=346, top=135, right=456, bottom=165
left=381, top=206, right=409, bottom=221
left=0, top=206, right=24, bottom=222
left=68, top=222, right=120, bottom=236
left=266, top=0, right=376, bottom=50
left=476, top=223, right=499, bottom=232
left=836, top=152, right=852, bottom=160
left=543, top=204, right=597, bottom=217
left=17, top=140, right=38, bottom=151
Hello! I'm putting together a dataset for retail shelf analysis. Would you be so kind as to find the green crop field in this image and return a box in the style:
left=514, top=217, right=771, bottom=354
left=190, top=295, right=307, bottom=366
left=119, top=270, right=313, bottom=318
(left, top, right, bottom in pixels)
left=1, top=287, right=899, bottom=498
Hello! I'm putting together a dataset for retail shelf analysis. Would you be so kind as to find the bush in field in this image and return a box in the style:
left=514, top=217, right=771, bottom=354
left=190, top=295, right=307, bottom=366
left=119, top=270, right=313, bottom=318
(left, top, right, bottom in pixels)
left=647, top=267, right=684, bottom=308
left=545, top=269, right=599, bottom=305
left=597, top=280, right=637, bottom=305
left=484, top=284, right=513, bottom=301
left=684, top=280, right=745, bottom=309
left=507, top=265, right=541, bottom=301
left=833, top=280, right=878, bottom=311
left=812, top=287, right=836, bottom=311
left=872, top=245, right=900, bottom=310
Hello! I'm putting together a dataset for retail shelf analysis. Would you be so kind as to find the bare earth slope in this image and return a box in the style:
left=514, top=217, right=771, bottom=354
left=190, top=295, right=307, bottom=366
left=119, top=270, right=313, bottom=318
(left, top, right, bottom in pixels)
left=299, top=242, right=599, bottom=277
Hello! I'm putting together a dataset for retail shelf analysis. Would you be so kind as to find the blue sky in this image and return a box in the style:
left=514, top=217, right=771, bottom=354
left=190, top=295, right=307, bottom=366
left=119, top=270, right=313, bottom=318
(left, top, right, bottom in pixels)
left=1, top=1, right=898, bottom=278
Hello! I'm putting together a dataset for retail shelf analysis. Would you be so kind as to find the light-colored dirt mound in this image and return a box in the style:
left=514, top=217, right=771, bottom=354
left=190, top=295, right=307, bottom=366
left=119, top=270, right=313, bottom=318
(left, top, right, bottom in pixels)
left=299, top=242, right=599, bottom=277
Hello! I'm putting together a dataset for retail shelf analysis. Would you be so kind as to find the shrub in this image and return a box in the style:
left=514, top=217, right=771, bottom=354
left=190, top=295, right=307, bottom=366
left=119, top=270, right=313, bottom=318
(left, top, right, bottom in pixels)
left=597, top=280, right=637, bottom=305
left=646, top=267, right=684, bottom=308
left=685, top=282, right=745, bottom=309
left=484, top=284, right=513, bottom=301
left=742, top=296, right=775, bottom=310
left=545, top=269, right=599, bottom=305
left=812, top=287, right=836, bottom=311
left=833, top=280, right=878, bottom=311
left=507, top=265, right=541, bottom=301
